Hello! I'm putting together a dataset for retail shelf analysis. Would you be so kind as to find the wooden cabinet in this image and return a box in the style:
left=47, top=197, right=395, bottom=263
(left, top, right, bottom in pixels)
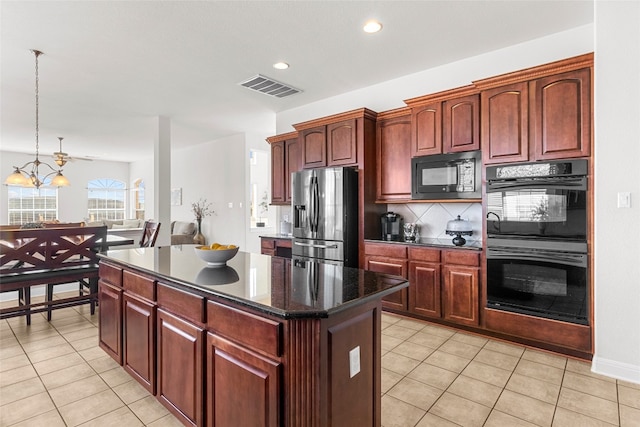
left=156, top=284, right=205, bottom=427
left=122, top=270, right=156, bottom=394
left=267, top=132, right=299, bottom=205
left=376, top=109, right=412, bottom=202
left=530, top=68, right=591, bottom=160
left=363, top=243, right=408, bottom=311
left=477, top=54, right=593, bottom=164
left=481, top=82, right=529, bottom=164
left=157, top=308, right=204, bottom=427
left=441, top=250, right=480, bottom=326
left=406, top=86, right=480, bottom=157
left=365, top=242, right=480, bottom=327
left=260, top=237, right=292, bottom=258
left=98, top=279, right=123, bottom=363
left=206, top=332, right=281, bottom=427
left=298, top=119, right=359, bottom=169
left=408, top=247, right=441, bottom=318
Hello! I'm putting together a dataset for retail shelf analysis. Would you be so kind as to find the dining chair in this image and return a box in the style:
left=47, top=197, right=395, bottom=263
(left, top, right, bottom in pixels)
left=139, top=220, right=161, bottom=248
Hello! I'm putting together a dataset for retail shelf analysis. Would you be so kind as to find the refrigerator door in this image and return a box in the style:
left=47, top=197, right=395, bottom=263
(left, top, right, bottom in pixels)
left=292, top=168, right=345, bottom=241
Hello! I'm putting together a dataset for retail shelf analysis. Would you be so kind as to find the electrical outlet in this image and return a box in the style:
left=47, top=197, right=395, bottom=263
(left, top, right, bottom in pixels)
left=349, top=346, right=360, bottom=378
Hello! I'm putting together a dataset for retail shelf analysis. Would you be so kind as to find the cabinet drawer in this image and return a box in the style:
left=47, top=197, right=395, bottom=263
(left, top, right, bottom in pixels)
left=207, top=300, right=282, bottom=358
left=157, top=283, right=205, bottom=324
left=442, top=250, right=480, bottom=267
left=408, top=247, right=441, bottom=263
left=363, top=243, right=407, bottom=259
left=261, top=239, right=275, bottom=250
left=99, top=262, right=122, bottom=287
left=123, top=270, right=156, bottom=301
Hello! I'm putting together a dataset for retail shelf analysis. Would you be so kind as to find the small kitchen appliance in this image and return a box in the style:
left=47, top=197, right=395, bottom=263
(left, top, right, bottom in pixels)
left=381, top=212, right=403, bottom=241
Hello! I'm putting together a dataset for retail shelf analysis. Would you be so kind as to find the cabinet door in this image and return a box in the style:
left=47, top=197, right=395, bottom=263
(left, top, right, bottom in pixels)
left=481, top=82, right=529, bottom=164
left=364, top=256, right=408, bottom=311
left=327, top=119, right=358, bottom=166
left=411, top=102, right=442, bottom=156
left=260, top=238, right=276, bottom=256
left=443, top=94, right=480, bottom=153
left=206, top=333, right=281, bottom=427
left=442, top=265, right=479, bottom=326
left=284, top=138, right=300, bottom=203
left=408, top=261, right=441, bottom=318
left=157, top=309, right=204, bottom=427
left=98, top=280, right=122, bottom=364
left=530, top=68, right=591, bottom=160
left=376, top=115, right=412, bottom=202
left=301, top=126, right=327, bottom=169
left=123, top=292, right=156, bottom=393
left=270, top=141, right=285, bottom=204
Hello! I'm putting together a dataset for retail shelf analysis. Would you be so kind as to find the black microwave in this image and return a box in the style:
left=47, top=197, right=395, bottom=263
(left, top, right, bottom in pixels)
left=411, top=150, right=481, bottom=200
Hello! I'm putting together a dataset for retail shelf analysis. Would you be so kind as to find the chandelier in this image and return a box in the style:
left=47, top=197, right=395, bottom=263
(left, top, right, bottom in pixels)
left=4, top=50, right=70, bottom=189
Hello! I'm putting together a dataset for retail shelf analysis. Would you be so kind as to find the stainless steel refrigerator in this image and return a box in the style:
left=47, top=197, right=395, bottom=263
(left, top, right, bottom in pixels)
left=292, top=167, right=358, bottom=267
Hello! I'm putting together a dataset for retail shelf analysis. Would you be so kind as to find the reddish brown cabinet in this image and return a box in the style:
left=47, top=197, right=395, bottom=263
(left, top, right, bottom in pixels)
left=300, top=126, right=327, bottom=169
left=376, top=109, right=412, bottom=202
left=363, top=243, right=408, bottom=311
left=297, top=118, right=359, bottom=169
left=267, top=132, right=299, bottom=205
left=98, top=279, right=123, bottom=364
left=477, top=54, right=592, bottom=164
left=441, top=250, right=480, bottom=326
left=406, top=86, right=480, bottom=158
left=408, top=247, right=441, bottom=318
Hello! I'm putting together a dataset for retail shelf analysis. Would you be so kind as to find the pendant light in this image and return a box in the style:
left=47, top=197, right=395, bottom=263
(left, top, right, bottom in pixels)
left=4, top=50, right=70, bottom=189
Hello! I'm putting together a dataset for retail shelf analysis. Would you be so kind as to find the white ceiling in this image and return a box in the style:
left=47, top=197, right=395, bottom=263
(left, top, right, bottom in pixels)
left=0, top=1, right=593, bottom=162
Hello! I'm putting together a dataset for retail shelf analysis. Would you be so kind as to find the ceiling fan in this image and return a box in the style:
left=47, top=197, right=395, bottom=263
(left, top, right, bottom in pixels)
left=52, top=137, right=92, bottom=165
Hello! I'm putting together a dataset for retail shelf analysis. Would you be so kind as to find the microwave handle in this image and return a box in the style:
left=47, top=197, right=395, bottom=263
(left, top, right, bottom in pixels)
left=487, top=176, right=586, bottom=192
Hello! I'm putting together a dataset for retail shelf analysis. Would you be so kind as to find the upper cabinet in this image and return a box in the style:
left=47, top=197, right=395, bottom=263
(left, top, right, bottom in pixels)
left=406, top=86, right=480, bottom=157
left=267, top=132, right=299, bottom=206
left=376, top=108, right=412, bottom=202
left=294, top=109, right=376, bottom=170
left=476, top=53, right=593, bottom=164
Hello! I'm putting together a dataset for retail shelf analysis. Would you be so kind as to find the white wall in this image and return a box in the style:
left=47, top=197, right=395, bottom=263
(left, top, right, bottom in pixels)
left=276, top=21, right=640, bottom=384
left=0, top=151, right=130, bottom=224
left=592, top=0, right=640, bottom=383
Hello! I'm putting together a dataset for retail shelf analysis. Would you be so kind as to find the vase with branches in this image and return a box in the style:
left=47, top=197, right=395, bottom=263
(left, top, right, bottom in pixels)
left=191, top=198, right=214, bottom=244
left=256, top=191, right=269, bottom=227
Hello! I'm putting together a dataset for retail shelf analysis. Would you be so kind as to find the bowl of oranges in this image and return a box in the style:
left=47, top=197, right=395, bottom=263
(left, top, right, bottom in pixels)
left=194, top=243, right=239, bottom=267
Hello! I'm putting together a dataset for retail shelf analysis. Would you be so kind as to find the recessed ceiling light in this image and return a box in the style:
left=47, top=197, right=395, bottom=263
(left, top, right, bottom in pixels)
left=273, top=62, right=289, bottom=70
left=363, top=20, right=382, bottom=33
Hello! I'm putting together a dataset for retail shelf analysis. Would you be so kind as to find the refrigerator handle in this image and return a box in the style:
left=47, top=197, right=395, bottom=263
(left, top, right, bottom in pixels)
left=310, top=176, right=319, bottom=232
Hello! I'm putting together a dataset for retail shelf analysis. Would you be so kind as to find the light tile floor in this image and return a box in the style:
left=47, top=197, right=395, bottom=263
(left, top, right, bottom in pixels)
left=0, top=293, right=639, bottom=426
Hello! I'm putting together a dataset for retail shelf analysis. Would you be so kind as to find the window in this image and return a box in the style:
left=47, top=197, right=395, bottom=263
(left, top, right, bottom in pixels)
left=7, top=185, right=58, bottom=225
left=133, top=179, right=145, bottom=220
left=87, top=178, right=126, bottom=221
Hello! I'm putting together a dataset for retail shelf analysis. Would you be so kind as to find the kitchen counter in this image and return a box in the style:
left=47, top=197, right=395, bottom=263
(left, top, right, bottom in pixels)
left=365, top=236, right=482, bottom=250
left=97, top=246, right=408, bottom=425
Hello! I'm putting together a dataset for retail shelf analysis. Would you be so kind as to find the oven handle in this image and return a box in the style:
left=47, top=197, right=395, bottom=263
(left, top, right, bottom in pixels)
left=487, top=176, right=586, bottom=192
left=487, top=247, right=587, bottom=268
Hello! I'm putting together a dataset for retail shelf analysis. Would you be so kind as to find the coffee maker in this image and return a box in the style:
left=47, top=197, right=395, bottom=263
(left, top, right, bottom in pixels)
left=381, top=212, right=403, bottom=241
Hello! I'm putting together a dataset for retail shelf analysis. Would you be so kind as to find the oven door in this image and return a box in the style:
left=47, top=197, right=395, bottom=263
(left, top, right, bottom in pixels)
left=486, top=244, right=588, bottom=325
left=486, top=176, right=587, bottom=239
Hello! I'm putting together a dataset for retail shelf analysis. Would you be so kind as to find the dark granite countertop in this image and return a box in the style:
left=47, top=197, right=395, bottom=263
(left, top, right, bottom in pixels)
left=365, top=237, right=482, bottom=250
left=99, top=245, right=408, bottom=319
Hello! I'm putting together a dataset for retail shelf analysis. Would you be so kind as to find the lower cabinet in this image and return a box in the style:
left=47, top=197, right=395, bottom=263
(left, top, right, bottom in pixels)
left=363, top=243, right=408, bottom=311
left=157, top=308, right=204, bottom=427
left=365, top=242, right=480, bottom=327
left=98, top=279, right=122, bottom=364
left=123, top=292, right=156, bottom=394
left=206, top=333, right=281, bottom=427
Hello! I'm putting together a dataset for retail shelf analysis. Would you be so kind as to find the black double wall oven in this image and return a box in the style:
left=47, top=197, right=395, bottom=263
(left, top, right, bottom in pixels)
left=485, top=159, right=589, bottom=325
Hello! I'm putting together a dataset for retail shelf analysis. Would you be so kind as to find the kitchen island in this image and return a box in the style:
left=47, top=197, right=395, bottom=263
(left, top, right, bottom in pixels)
left=97, top=245, right=408, bottom=427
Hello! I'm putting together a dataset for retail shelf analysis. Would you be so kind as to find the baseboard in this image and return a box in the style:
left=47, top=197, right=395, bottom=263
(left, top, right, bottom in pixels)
left=592, top=355, right=640, bottom=385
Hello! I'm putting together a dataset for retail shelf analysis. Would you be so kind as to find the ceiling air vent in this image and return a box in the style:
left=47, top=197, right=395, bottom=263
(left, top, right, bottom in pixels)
left=238, top=74, right=302, bottom=98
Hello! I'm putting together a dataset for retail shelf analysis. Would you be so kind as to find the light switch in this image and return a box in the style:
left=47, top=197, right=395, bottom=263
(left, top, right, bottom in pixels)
left=228, top=202, right=233, bottom=208
left=617, top=192, right=631, bottom=208
left=349, top=346, right=360, bottom=378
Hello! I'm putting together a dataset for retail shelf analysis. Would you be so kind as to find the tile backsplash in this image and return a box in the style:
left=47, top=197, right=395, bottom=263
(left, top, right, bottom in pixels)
left=386, top=202, right=483, bottom=242
left=277, top=202, right=483, bottom=242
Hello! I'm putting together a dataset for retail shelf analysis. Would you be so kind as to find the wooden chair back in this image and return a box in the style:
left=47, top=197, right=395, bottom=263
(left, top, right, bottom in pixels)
left=139, top=221, right=161, bottom=248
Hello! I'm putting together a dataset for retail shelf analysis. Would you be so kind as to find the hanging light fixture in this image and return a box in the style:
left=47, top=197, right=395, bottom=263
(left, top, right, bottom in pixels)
left=4, top=50, right=70, bottom=189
